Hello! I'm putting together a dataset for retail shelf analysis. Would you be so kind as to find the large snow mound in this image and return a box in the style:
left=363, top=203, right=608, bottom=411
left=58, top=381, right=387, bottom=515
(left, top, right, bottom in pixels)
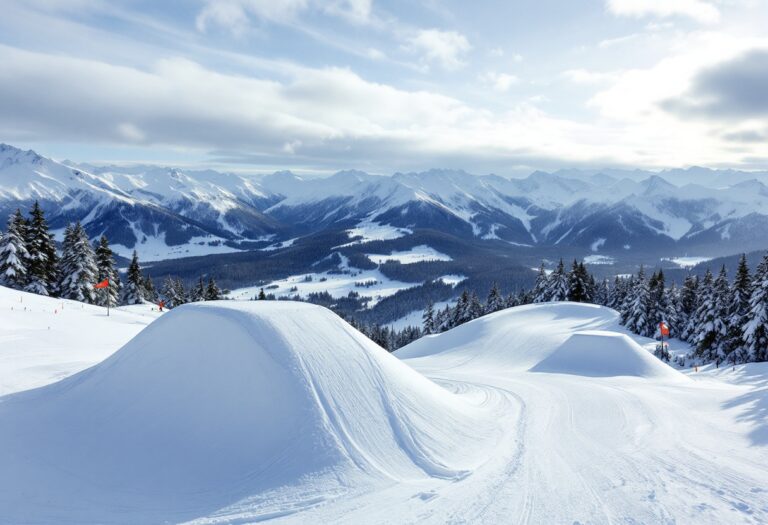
left=0, top=301, right=498, bottom=524
left=530, top=330, right=685, bottom=379
left=398, top=302, right=685, bottom=381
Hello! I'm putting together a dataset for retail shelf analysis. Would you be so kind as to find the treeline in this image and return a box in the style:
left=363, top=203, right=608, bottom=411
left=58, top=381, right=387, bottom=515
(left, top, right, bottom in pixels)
left=0, top=203, right=224, bottom=307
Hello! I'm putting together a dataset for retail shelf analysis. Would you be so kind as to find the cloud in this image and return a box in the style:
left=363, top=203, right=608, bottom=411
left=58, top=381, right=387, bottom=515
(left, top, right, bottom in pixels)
left=722, top=129, right=767, bottom=143
left=196, top=0, right=308, bottom=34
left=606, top=0, right=720, bottom=24
left=661, top=49, right=768, bottom=119
left=562, top=69, right=619, bottom=84
left=480, top=72, right=519, bottom=92
left=195, top=0, right=372, bottom=34
left=407, top=29, right=471, bottom=71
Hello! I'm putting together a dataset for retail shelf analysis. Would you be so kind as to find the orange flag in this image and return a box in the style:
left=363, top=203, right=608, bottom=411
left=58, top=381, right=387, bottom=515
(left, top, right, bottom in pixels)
left=659, top=321, right=670, bottom=337
left=94, top=279, right=109, bottom=289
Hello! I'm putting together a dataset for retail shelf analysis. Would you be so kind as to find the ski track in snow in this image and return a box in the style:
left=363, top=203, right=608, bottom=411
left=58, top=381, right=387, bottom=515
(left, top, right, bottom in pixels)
left=1, top=289, right=767, bottom=524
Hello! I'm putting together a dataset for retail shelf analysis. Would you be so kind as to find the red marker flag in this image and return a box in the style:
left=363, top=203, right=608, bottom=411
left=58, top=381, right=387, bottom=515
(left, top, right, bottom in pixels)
left=659, top=321, right=670, bottom=337
left=94, top=279, right=109, bottom=289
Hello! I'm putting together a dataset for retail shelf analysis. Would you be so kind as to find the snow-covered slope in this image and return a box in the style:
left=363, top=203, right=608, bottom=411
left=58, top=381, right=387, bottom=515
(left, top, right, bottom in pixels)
left=0, top=285, right=161, bottom=396
left=0, top=300, right=505, bottom=524
left=2, top=291, right=767, bottom=524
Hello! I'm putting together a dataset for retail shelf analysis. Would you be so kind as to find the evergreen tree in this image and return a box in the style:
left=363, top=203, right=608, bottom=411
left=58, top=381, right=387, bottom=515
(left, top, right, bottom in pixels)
left=205, top=277, right=221, bottom=300
left=567, top=259, right=590, bottom=302
left=743, top=254, right=768, bottom=363
left=532, top=263, right=550, bottom=302
left=547, top=259, right=568, bottom=301
left=94, top=235, right=120, bottom=307
left=192, top=277, right=206, bottom=301
left=624, top=266, right=651, bottom=336
left=451, top=290, right=471, bottom=327
left=161, top=277, right=188, bottom=308
left=485, top=282, right=505, bottom=313
left=663, top=283, right=682, bottom=338
left=122, top=250, right=144, bottom=305
left=726, top=254, right=751, bottom=363
left=468, top=292, right=484, bottom=320
left=58, top=222, right=98, bottom=303
left=25, top=202, right=57, bottom=295
left=680, top=275, right=700, bottom=342
left=257, top=287, right=266, bottom=300
left=422, top=301, right=435, bottom=334
left=0, top=210, right=29, bottom=289
left=594, top=278, right=610, bottom=306
left=692, top=268, right=728, bottom=363
left=143, top=275, right=158, bottom=303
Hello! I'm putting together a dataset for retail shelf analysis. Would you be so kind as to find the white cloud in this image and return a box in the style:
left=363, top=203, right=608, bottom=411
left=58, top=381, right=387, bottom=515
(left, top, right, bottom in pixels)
left=563, top=69, right=619, bottom=84
left=325, top=0, right=372, bottom=24
left=606, top=0, right=720, bottom=24
left=407, top=29, right=471, bottom=71
left=480, top=72, right=519, bottom=92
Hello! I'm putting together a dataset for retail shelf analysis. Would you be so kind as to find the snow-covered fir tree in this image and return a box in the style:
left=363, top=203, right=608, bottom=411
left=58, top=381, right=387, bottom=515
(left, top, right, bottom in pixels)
left=743, top=254, right=768, bottom=363
left=204, top=277, right=221, bottom=300
left=532, top=263, right=550, bottom=302
left=25, top=202, right=57, bottom=295
left=691, top=268, right=728, bottom=363
left=422, top=301, right=435, bottom=334
left=485, top=282, right=505, bottom=313
left=547, top=259, right=568, bottom=302
left=663, top=283, right=682, bottom=338
left=58, top=222, right=98, bottom=303
left=192, top=277, right=206, bottom=302
left=94, top=235, right=120, bottom=307
left=468, top=292, right=484, bottom=320
left=122, top=250, right=145, bottom=305
left=726, top=254, right=751, bottom=363
left=0, top=210, right=29, bottom=289
left=623, top=266, right=651, bottom=336
left=567, top=260, right=591, bottom=302
left=142, top=275, right=158, bottom=303
left=679, top=275, right=699, bottom=342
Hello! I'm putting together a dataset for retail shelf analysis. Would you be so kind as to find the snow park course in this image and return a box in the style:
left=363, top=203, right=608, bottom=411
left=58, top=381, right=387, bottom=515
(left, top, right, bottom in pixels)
left=1, top=290, right=767, bottom=524
left=0, top=300, right=507, bottom=524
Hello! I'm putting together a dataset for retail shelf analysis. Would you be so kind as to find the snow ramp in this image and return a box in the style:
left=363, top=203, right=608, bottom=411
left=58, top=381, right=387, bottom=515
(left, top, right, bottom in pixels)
left=398, top=302, right=685, bottom=381
left=530, top=330, right=685, bottom=380
left=0, top=301, right=498, bottom=524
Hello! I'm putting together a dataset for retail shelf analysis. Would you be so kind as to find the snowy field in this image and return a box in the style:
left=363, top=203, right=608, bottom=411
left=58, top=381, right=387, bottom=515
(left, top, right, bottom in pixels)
left=662, top=256, right=714, bottom=268
left=1, top=286, right=767, bottom=524
left=365, top=245, right=452, bottom=265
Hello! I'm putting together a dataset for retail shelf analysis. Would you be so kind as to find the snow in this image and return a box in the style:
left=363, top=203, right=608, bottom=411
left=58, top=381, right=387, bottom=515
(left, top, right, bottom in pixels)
left=112, top=234, right=241, bottom=262
left=590, top=237, right=606, bottom=251
left=2, top=290, right=768, bottom=524
left=530, top=330, right=687, bottom=380
left=0, top=286, right=161, bottom=396
left=583, top=254, right=615, bottom=265
left=227, top=266, right=416, bottom=307
left=0, top=299, right=503, bottom=524
left=340, top=221, right=412, bottom=246
left=366, top=245, right=452, bottom=265
left=663, top=256, right=714, bottom=268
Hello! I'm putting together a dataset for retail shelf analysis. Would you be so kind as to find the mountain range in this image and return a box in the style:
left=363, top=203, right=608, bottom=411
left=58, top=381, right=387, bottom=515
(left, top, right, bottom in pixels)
left=2, top=143, right=768, bottom=262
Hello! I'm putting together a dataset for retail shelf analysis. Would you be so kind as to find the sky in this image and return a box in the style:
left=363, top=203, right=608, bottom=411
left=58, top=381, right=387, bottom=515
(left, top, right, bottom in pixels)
left=1, top=0, right=767, bottom=175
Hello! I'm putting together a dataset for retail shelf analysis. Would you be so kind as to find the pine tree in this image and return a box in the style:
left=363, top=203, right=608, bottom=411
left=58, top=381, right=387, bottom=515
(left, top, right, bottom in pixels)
left=663, top=283, right=682, bottom=338
left=122, top=250, right=144, bottom=305
left=468, top=292, right=484, bottom=320
left=205, top=277, right=221, bottom=300
left=594, top=278, right=611, bottom=306
left=532, top=263, right=550, bottom=302
left=485, top=282, right=505, bottom=313
left=25, top=202, right=57, bottom=295
left=547, top=259, right=568, bottom=301
left=567, top=259, right=589, bottom=302
left=162, top=277, right=182, bottom=308
left=192, top=277, right=206, bottom=301
left=624, top=266, right=651, bottom=336
left=58, top=222, right=98, bottom=303
left=725, top=254, right=751, bottom=363
left=452, top=290, right=471, bottom=327
left=692, top=268, right=728, bottom=363
left=94, top=235, right=120, bottom=307
left=143, top=275, right=158, bottom=303
left=257, top=287, right=266, bottom=300
left=0, top=210, right=29, bottom=289
left=679, top=275, right=699, bottom=342
left=743, top=254, right=768, bottom=363
left=422, top=301, right=435, bottom=334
